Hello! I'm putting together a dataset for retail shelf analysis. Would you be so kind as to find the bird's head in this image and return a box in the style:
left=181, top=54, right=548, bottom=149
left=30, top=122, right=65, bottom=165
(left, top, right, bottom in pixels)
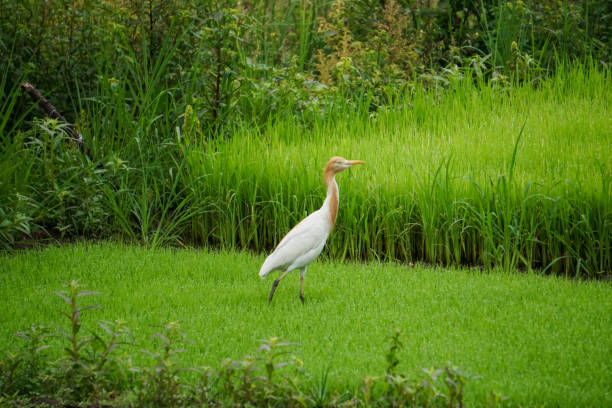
left=325, top=156, right=365, bottom=175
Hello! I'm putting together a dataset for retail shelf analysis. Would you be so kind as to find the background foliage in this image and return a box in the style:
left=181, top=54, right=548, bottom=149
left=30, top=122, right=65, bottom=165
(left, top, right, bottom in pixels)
left=2, top=0, right=610, bottom=128
left=0, top=0, right=611, bottom=277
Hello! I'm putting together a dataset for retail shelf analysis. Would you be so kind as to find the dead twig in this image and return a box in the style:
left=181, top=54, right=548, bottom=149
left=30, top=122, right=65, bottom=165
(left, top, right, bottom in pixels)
left=21, top=82, right=92, bottom=158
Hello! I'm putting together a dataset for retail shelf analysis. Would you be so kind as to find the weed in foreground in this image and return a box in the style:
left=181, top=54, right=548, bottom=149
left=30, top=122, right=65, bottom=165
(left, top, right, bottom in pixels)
left=0, top=281, right=507, bottom=407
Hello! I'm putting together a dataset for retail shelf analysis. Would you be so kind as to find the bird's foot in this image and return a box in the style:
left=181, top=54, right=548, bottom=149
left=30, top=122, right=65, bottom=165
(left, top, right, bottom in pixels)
left=300, top=294, right=305, bottom=304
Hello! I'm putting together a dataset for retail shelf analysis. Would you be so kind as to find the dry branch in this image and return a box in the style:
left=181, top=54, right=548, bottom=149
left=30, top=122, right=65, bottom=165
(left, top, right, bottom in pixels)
left=21, top=82, right=91, bottom=158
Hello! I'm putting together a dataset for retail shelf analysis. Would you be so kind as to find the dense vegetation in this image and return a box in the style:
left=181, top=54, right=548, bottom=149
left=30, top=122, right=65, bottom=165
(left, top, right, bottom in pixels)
left=192, top=67, right=611, bottom=277
left=1, top=244, right=611, bottom=407
left=2, top=0, right=611, bottom=122
left=1, top=1, right=611, bottom=406
left=2, top=0, right=611, bottom=275
left=2, top=63, right=610, bottom=276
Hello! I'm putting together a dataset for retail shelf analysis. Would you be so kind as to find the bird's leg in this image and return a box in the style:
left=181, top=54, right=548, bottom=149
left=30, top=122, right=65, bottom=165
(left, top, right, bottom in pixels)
left=268, top=270, right=290, bottom=304
left=299, top=267, right=307, bottom=304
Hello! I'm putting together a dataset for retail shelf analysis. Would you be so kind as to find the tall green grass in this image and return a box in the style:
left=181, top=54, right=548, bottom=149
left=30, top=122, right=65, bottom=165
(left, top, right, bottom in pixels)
left=184, top=64, right=611, bottom=277
left=1, top=53, right=609, bottom=276
left=1, top=34, right=202, bottom=248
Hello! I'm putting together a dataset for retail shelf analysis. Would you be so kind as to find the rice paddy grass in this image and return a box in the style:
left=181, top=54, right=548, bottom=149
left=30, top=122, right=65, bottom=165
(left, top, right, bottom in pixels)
left=1, top=242, right=611, bottom=406
left=185, top=66, right=612, bottom=276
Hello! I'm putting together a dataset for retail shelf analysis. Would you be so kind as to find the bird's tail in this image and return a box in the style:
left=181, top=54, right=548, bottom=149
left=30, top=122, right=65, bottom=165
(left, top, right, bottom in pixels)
left=258, top=257, right=275, bottom=279
left=258, top=265, right=270, bottom=279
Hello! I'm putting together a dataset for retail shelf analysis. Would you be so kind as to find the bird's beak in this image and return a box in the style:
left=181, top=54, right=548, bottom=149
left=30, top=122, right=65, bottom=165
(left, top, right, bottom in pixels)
left=347, top=160, right=364, bottom=166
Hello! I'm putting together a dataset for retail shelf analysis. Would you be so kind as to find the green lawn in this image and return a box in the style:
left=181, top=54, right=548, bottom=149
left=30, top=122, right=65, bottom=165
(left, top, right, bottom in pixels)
left=1, top=242, right=611, bottom=406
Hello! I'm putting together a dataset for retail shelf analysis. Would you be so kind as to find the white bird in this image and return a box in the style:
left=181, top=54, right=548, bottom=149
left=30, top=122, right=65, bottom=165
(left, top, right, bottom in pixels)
left=259, top=156, right=364, bottom=303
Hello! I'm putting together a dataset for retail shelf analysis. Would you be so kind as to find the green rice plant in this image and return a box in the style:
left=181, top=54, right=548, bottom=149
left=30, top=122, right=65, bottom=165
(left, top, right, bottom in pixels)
left=181, top=64, right=611, bottom=277
left=3, top=244, right=612, bottom=405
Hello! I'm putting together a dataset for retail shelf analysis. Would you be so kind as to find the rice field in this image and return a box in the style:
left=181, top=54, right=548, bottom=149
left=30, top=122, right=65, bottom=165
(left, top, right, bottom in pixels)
left=1, top=243, right=611, bottom=406
left=183, top=66, right=612, bottom=276
left=2, top=3, right=611, bottom=406
left=1, top=67, right=611, bottom=407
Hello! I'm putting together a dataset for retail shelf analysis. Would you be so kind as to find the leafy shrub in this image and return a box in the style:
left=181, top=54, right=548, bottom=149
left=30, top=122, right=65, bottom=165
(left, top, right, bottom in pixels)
left=2, top=0, right=609, bottom=129
left=0, top=207, right=32, bottom=250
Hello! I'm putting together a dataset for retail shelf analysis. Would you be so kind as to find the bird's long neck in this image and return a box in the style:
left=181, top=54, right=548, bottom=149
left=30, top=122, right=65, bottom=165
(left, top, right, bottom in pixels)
left=323, top=169, right=339, bottom=230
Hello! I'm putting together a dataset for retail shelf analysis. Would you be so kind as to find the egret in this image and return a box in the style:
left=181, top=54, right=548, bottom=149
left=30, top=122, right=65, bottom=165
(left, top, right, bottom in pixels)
left=259, top=156, right=364, bottom=304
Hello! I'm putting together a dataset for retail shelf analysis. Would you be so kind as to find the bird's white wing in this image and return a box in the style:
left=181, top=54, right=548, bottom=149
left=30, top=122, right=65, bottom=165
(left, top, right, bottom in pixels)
left=259, top=210, right=330, bottom=278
